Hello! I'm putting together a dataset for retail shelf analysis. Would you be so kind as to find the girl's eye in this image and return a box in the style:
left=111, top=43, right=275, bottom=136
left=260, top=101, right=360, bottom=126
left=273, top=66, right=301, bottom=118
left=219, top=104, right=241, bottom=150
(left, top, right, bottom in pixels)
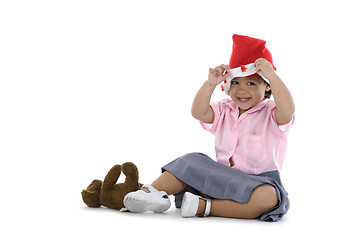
left=231, top=81, right=239, bottom=85
left=247, top=81, right=256, bottom=86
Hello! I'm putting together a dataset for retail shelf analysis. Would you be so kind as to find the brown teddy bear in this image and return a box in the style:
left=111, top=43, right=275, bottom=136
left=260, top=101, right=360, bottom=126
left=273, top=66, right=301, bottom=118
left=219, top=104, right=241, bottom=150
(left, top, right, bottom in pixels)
left=81, top=162, right=142, bottom=210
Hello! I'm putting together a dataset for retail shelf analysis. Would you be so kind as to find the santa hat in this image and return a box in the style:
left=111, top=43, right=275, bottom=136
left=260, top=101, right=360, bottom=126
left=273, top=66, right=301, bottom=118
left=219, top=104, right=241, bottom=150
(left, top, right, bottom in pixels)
left=222, top=34, right=276, bottom=95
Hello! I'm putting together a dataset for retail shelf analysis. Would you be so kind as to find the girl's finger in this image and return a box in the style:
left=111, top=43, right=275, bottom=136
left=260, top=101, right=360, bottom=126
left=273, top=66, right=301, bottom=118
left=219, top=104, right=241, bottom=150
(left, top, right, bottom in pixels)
left=223, top=72, right=232, bottom=79
left=214, top=65, right=224, bottom=73
left=220, top=64, right=230, bottom=70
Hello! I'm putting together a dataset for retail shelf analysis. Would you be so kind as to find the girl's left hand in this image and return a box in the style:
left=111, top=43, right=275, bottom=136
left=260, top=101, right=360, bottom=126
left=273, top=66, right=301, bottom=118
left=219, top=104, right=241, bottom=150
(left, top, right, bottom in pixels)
left=255, top=58, right=277, bottom=80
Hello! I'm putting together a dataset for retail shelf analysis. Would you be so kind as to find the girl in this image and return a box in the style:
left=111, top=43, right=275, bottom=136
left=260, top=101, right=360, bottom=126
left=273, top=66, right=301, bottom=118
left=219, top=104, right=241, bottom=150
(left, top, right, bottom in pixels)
left=124, top=35, right=295, bottom=222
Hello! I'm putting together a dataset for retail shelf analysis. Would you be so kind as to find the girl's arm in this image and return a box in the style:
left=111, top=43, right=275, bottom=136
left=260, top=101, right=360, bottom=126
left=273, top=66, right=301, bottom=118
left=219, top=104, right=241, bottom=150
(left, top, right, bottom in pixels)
left=191, top=64, right=231, bottom=123
left=255, top=58, right=295, bottom=125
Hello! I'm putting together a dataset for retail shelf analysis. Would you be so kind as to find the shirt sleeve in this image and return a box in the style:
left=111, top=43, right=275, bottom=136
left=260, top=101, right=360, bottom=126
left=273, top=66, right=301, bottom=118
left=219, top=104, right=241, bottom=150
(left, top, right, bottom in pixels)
left=199, top=101, right=223, bottom=135
left=270, top=104, right=295, bottom=133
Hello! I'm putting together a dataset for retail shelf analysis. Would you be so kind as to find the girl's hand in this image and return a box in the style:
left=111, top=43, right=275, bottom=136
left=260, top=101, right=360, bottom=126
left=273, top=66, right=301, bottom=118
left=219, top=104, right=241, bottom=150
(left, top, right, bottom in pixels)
left=255, top=58, right=277, bottom=80
left=207, top=64, right=231, bottom=87
left=255, top=58, right=295, bottom=125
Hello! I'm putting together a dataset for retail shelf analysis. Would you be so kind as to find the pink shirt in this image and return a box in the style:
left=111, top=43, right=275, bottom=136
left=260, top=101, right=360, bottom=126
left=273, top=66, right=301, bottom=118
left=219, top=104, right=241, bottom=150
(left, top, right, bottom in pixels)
left=200, top=98, right=294, bottom=175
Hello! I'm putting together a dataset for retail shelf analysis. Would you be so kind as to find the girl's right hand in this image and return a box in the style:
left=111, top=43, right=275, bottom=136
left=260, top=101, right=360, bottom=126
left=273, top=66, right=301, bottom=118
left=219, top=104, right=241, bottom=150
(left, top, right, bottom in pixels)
left=207, top=64, right=231, bottom=87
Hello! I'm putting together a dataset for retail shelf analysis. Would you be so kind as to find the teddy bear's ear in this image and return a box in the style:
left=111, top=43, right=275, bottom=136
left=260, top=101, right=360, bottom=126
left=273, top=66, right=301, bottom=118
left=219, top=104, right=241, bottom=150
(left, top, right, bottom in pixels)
left=81, top=179, right=102, bottom=208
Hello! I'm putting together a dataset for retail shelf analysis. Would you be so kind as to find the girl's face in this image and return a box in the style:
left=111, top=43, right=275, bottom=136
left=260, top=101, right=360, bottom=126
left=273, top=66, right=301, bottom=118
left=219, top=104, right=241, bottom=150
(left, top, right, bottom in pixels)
left=229, top=77, right=271, bottom=115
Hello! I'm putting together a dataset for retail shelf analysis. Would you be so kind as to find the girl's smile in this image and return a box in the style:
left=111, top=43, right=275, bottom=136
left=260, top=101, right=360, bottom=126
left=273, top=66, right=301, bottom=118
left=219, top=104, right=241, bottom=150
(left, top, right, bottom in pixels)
left=229, top=77, right=270, bottom=115
left=237, top=97, right=251, bottom=103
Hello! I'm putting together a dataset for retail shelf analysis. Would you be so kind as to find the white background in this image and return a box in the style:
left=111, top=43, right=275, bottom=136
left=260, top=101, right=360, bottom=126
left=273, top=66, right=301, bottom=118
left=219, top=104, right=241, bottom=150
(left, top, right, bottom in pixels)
left=1, top=0, right=360, bottom=239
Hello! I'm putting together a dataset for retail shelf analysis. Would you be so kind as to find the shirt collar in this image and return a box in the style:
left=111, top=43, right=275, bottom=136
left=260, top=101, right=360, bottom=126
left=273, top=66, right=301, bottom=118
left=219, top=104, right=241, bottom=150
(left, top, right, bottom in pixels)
left=225, top=98, right=269, bottom=114
left=247, top=98, right=269, bottom=114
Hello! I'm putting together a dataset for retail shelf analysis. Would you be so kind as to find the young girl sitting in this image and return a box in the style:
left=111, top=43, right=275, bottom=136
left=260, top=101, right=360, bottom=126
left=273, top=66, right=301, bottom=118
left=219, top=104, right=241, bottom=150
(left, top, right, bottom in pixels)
left=124, top=34, right=295, bottom=222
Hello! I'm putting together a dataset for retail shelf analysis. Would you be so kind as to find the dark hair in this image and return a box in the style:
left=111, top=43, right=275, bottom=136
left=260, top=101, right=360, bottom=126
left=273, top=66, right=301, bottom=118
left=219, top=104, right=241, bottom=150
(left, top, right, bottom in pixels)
left=265, top=89, right=272, bottom=99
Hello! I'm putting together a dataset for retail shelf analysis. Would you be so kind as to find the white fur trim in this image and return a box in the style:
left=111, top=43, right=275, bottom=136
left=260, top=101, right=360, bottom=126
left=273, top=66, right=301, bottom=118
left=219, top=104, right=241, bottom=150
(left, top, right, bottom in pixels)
left=223, top=62, right=270, bottom=95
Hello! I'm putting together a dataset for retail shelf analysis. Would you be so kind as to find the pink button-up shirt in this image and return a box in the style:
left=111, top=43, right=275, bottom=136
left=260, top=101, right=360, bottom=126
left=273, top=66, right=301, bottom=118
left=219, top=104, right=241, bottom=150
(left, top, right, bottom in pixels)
left=200, top=98, right=294, bottom=175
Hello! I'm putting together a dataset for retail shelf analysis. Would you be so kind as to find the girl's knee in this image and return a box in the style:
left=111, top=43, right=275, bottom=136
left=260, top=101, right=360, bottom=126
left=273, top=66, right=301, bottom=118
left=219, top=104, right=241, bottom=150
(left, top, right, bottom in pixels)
left=182, top=152, right=206, bottom=159
left=253, top=184, right=278, bottom=211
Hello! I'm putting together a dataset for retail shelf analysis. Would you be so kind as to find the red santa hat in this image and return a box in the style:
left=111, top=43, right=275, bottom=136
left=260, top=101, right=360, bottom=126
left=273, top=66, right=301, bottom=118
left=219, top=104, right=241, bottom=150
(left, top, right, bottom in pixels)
left=223, top=34, right=276, bottom=95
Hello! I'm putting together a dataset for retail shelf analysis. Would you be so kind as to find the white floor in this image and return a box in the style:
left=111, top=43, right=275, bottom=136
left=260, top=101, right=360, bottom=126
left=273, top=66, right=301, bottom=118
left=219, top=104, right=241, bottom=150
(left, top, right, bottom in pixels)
left=3, top=192, right=356, bottom=240
left=73, top=204, right=359, bottom=239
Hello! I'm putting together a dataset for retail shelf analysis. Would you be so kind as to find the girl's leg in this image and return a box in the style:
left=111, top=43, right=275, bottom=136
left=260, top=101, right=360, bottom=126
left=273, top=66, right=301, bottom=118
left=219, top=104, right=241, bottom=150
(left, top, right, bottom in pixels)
left=196, top=184, right=278, bottom=219
left=142, top=171, right=187, bottom=195
left=138, top=171, right=278, bottom=219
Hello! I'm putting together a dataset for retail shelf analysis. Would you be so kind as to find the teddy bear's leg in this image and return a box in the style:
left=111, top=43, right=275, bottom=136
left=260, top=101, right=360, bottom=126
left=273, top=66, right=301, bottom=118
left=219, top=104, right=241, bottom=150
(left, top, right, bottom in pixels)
left=102, top=164, right=122, bottom=191
left=81, top=179, right=102, bottom=207
left=122, top=162, right=140, bottom=188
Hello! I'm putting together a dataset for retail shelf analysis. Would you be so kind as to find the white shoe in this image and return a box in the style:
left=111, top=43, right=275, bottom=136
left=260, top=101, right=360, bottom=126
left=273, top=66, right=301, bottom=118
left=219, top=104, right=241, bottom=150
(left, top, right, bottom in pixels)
left=123, top=184, right=171, bottom=213
left=181, top=192, right=211, bottom=218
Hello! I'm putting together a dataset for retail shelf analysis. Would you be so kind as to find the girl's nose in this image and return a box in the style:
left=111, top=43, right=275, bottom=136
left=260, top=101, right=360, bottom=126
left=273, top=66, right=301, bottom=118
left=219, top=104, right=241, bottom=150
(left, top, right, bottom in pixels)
left=236, top=85, right=246, bottom=93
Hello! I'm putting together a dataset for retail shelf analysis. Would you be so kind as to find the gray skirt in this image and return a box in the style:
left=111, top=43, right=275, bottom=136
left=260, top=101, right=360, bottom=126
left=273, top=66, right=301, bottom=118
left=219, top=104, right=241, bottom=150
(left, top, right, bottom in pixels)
left=162, top=152, right=290, bottom=222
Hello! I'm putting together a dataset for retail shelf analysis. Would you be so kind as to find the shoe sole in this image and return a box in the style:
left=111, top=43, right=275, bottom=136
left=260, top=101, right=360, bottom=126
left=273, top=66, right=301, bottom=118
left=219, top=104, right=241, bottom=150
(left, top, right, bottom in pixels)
left=124, top=195, right=170, bottom=213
